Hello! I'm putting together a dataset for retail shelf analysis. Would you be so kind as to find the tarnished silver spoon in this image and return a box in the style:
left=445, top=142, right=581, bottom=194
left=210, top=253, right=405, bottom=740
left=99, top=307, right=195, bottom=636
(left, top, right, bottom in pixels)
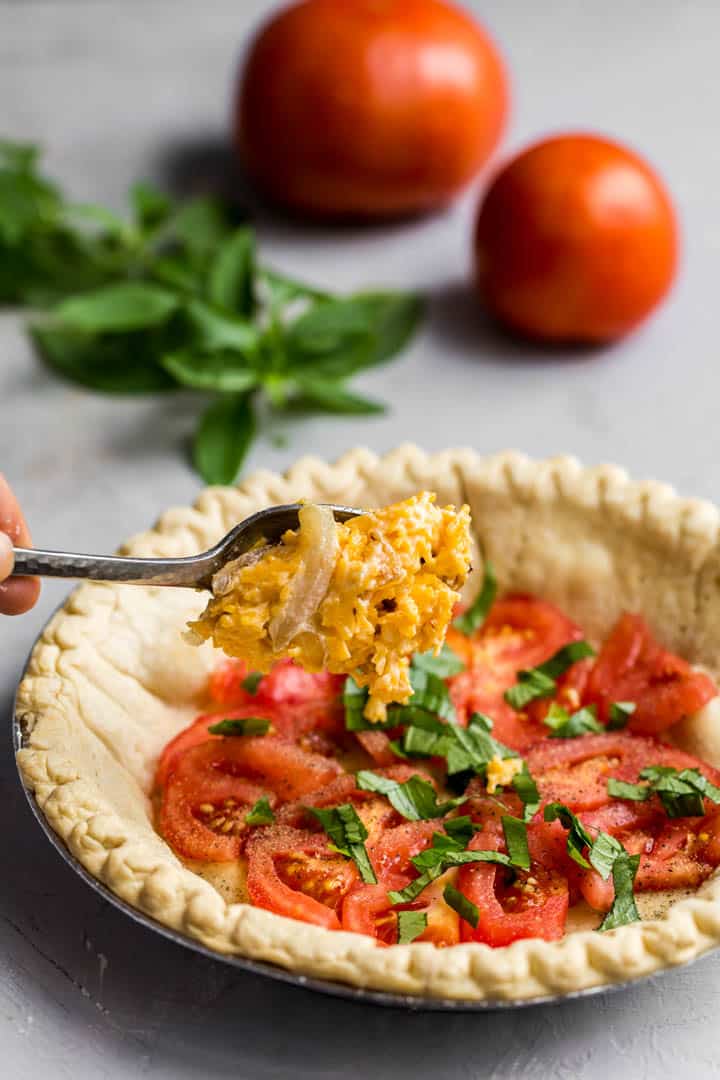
left=10, top=503, right=362, bottom=591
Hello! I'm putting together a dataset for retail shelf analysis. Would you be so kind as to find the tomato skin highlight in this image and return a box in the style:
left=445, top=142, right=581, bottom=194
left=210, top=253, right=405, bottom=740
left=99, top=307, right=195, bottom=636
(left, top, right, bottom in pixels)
left=236, top=0, right=508, bottom=218
left=584, top=613, right=716, bottom=735
left=475, top=133, right=678, bottom=343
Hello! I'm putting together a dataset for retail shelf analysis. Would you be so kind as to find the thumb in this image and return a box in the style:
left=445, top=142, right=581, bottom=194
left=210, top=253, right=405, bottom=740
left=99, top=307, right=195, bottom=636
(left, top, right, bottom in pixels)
left=0, top=532, right=13, bottom=582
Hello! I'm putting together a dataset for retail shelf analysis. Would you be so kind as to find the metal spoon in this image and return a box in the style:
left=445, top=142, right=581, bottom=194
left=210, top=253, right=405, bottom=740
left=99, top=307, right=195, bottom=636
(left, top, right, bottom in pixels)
left=10, top=503, right=362, bottom=591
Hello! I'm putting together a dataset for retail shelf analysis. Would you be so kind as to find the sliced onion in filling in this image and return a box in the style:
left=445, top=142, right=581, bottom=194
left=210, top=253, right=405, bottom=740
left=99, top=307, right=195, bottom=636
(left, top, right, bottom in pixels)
left=268, top=503, right=338, bottom=651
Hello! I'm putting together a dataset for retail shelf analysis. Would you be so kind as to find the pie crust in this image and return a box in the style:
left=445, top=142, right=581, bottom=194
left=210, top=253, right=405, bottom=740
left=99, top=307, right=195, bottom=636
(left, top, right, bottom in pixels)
left=15, top=445, right=720, bottom=1002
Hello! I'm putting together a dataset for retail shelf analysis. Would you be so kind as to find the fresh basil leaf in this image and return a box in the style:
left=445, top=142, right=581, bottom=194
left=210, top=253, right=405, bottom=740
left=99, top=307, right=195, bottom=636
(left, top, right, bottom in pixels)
left=170, top=196, right=233, bottom=262
left=207, top=227, right=255, bottom=317
left=356, top=771, right=465, bottom=821
left=207, top=716, right=270, bottom=736
left=396, top=910, right=427, bottom=945
left=183, top=298, right=260, bottom=354
left=242, top=672, right=263, bottom=695
left=545, top=703, right=604, bottom=738
left=502, top=815, right=530, bottom=870
left=512, top=763, right=541, bottom=822
left=162, top=350, right=259, bottom=392
left=607, top=778, right=651, bottom=802
left=412, top=643, right=465, bottom=679
left=443, top=815, right=476, bottom=846
left=588, top=830, right=624, bottom=881
left=445, top=713, right=517, bottom=777
left=193, top=392, right=256, bottom=485
left=504, top=641, right=595, bottom=710
left=130, top=181, right=173, bottom=230
left=309, top=803, right=377, bottom=884
left=55, top=281, right=179, bottom=333
left=453, top=560, right=497, bottom=636
left=388, top=667, right=456, bottom=725
left=260, top=267, right=331, bottom=308
left=543, top=802, right=595, bottom=870
left=598, top=852, right=641, bottom=931
left=388, top=829, right=513, bottom=905
left=443, top=883, right=479, bottom=929
left=348, top=291, right=424, bottom=366
left=289, top=377, right=386, bottom=416
left=245, top=796, right=275, bottom=826
left=607, top=701, right=636, bottom=731
left=32, top=324, right=176, bottom=394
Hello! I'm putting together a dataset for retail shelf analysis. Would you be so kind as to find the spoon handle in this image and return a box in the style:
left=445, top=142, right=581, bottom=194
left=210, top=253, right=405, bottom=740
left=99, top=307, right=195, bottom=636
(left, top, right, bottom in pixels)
left=11, top=547, right=209, bottom=588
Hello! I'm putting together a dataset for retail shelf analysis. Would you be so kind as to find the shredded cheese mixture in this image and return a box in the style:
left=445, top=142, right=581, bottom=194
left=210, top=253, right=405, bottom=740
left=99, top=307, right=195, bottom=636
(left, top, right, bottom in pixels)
left=188, top=492, right=471, bottom=721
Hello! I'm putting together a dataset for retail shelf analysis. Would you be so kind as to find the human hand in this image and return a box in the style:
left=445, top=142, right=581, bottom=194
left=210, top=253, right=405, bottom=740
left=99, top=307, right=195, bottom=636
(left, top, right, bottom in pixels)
left=0, top=475, right=40, bottom=615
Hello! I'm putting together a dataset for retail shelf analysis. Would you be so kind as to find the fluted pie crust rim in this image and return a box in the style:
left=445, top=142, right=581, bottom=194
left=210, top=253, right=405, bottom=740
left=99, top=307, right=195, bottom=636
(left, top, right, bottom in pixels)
left=15, top=445, right=720, bottom=1001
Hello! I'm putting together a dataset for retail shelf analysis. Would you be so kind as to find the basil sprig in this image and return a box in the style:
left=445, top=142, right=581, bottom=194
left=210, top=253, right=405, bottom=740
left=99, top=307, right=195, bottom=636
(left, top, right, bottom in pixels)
left=442, top=883, right=479, bottom=929
left=396, top=910, right=427, bottom=944
left=355, top=771, right=465, bottom=821
left=504, top=641, right=595, bottom=710
left=245, top=796, right=275, bottom=826
left=309, top=803, right=377, bottom=884
left=1, top=140, right=423, bottom=484
left=452, top=560, right=497, bottom=636
left=608, top=766, right=720, bottom=818
left=207, top=716, right=270, bottom=736
left=544, top=702, right=604, bottom=738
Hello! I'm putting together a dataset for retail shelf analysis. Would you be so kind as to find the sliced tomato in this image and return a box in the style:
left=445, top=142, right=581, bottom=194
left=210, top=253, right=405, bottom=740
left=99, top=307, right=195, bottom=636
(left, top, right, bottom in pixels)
left=210, top=658, right=342, bottom=708
left=525, top=657, right=595, bottom=729
left=246, top=825, right=358, bottom=929
left=447, top=595, right=583, bottom=750
left=456, top=823, right=569, bottom=946
left=341, top=872, right=460, bottom=947
left=368, top=819, right=439, bottom=891
left=527, top=732, right=657, bottom=812
left=159, top=742, right=274, bottom=862
left=355, top=729, right=401, bottom=767
left=584, top=613, right=717, bottom=735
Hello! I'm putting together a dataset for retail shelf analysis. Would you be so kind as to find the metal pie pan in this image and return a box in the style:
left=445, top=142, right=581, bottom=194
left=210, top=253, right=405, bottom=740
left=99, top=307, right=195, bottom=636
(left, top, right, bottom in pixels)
left=10, top=615, right=685, bottom=1012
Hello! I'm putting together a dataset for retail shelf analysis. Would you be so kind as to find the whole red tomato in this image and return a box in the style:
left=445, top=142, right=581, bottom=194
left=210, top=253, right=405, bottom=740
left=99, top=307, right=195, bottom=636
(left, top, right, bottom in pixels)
left=474, top=134, right=679, bottom=343
left=236, top=0, right=508, bottom=218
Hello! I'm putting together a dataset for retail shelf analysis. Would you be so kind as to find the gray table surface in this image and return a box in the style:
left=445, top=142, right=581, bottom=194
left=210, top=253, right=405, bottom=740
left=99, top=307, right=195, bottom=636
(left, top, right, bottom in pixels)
left=2, top=1, right=720, bottom=1076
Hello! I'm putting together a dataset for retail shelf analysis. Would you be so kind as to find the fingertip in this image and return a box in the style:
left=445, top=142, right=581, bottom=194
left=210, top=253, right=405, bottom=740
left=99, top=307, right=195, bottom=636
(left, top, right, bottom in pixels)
left=0, top=576, right=41, bottom=615
left=0, top=532, right=13, bottom=581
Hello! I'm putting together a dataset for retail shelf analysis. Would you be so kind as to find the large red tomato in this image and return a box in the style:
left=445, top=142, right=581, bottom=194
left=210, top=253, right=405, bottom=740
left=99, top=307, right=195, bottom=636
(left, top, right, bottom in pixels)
left=474, top=134, right=678, bottom=343
left=236, top=0, right=509, bottom=218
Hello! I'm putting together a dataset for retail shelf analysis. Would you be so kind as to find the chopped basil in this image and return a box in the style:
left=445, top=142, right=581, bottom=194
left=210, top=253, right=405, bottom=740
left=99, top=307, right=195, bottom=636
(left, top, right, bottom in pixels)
left=207, top=716, right=270, bottom=736
left=443, top=883, right=479, bottom=929
left=512, top=763, right=541, bottom=822
left=344, top=662, right=456, bottom=732
left=241, top=671, right=263, bottom=695
left=608, top=766, right=720, bottom=819
left=355, top=770, right=465, bottom=821
left=412, top=643, right=465, bottom=679
left=443, top=815, right=476, bottom=846
left=387, top=830, right=512, bottom=905
left=244, top=796, right=275, bottom=826
left=453, top=559, right=497, bottom=636
left=502, top=815, right=530, bottom=870
left=607, top=701, right=636, bottom=731
left=598, top=852, right=641, bottom=931
left=587, top=830, right=625, bottom=881
left=504, top=641, right=595, bottom=710
left=544, top=802, right=630, bottom=883
left=397, top=910, right=427, bottom=944
left=544, top=703, right=604, bottom=738
left=445, top=712, right=518, bottom=777
left=309, top=803, right=377, bottom=884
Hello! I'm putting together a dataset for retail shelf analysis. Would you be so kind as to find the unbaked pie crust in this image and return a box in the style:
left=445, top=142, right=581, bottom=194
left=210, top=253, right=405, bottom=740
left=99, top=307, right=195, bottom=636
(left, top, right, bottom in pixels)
left=16, top=446, right=720, bottom=1001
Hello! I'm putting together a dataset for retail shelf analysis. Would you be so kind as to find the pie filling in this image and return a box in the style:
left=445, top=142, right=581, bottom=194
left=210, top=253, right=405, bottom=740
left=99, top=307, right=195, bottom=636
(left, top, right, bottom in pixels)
left=155, top=570, right=720, bottom=948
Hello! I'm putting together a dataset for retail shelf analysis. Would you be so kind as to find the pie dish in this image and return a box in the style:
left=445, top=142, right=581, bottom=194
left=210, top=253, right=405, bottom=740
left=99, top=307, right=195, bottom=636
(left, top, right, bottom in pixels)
left=15, top=445, right=720, bottom=1002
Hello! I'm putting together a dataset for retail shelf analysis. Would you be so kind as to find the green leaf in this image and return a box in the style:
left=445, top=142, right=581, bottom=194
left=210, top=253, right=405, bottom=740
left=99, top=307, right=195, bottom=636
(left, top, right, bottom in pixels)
left=193, top=392, right=256, bottom=485
left=207, top=227, right=255, bottom=317
left=607, top=778, right=652, bottom=802
left=453, top=560, right=497, bottom=636
left=131, top=181, right=173, bottom=230
left=588, top=830, right=625, bottom=881
left=543, top=802, right=595, bottom=870
left=545, top=703, right=604, bottom=738
left=412, top=643, right=465, bottom=679
left=444, top=713, right=517, bottom=777
left=598, top=852, right=641, bottom=931
left=442, top=883, right=479, bottom=929
left=355, top=770, right=465, bottom=821
left=171, top=196, right=233, bottom=262
left=260, top=267, right=331, bottom=308
left=207, top=716, right=270, bottom=736
left=443, top=815, right=476, bottom=846
left=162, top=350, right=259, bottom=392
left=639, top=766, right=720, bottom=818
left=512, top=764, right=541, bottom=822
left=184, top=298, right=260, bottom=354
left=242, top=672, right=263, bottom=695
left=32, top=324, right=176, bottom=394
left=389, top=840, right=512, bottom=905
left=55, top=281, right=179, bottom=333
left=504, top=641, right=595, bottom=710
left=349, top=291, right=424, bottom=366
left=502, top=815, right=530, bottom=870
left=290, top=377, right=386, bottom=416
left=607, top=701, right=636, bottom=731
left=245, top=796, right=275, bottom=826
left=396, top=910, right=427, bottom=944
left=309, top=803, right=377, bottom=884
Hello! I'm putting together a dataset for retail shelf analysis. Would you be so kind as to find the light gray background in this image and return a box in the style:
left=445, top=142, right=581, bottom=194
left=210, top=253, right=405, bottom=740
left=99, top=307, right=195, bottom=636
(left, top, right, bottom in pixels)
left=2, top=1, right=719, bottom=1076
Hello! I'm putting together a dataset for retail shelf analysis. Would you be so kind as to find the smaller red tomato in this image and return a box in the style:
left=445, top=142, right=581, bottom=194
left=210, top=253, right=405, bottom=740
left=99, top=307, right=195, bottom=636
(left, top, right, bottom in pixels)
left=475, top=133, right=678, bottom=343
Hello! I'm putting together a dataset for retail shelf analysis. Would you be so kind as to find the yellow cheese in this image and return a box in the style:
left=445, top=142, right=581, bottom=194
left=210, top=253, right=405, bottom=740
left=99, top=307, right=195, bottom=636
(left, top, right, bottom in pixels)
left=485, top=755, right=524, bottom=795
left=189, top=492, right=471, bottom=722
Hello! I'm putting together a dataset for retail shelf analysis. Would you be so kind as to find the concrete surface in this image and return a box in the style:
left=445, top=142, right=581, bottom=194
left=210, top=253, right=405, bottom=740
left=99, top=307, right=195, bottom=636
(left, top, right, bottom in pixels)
left=2, top=1, right=720, bottom=1076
